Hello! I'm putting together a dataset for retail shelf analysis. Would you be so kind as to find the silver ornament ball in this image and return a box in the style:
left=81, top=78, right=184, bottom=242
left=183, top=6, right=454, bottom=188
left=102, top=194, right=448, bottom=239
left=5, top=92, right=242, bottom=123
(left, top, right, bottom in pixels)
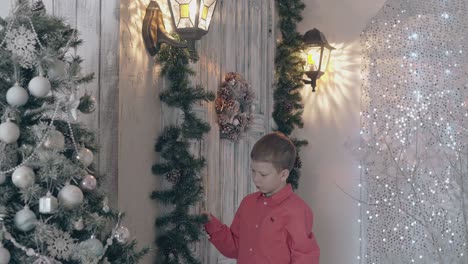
left=14, top=206, right=37, bottom=232
left=12, top=166, right=35, bottom=189
left=76, top=148, right=94, bottom=167
left=113, top=226, right=131, bottom=244
left=6, top=83, right=29, bottom=106
left=58, top=184, right=84, bottom=209
left=28, top=76, right=51, bottom=98
left=43, top=130, right=65, bottom=150
left=0, top=120, right=20, bottom=144
left=80, top=175, right=97, bottom=191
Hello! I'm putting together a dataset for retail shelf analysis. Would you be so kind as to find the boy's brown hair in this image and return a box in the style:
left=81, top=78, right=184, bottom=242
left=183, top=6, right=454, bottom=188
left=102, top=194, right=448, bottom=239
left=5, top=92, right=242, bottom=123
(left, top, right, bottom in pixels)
left=250, top=132, right=297, bottom=172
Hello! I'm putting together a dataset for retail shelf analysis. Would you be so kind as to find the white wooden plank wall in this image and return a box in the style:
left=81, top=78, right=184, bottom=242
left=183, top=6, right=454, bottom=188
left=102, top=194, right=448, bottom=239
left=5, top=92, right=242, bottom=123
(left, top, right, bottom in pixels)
left=0, top=0, right=120, bottom=207
left=0, top=0, right=276, bottom=262
left=195, top=0, right=276, bottom=262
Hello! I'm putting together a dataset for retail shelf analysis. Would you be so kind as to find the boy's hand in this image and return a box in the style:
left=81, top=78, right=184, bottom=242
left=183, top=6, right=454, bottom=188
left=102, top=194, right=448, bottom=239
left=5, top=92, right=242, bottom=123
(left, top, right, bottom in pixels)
left=201, top=211, right=213, bottom=221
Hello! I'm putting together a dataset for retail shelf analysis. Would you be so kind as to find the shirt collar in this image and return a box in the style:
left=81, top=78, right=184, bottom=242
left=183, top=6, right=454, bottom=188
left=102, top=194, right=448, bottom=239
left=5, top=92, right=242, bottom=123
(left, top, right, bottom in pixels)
left=257, top=184, right=293, bottom=204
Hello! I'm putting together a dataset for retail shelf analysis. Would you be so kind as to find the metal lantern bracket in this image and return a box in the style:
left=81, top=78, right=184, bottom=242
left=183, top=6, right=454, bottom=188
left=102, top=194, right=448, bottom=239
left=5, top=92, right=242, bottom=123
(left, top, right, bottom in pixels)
left=302, top=28, right=335, bottom=92
left=142, top=1, right=188, bottom=56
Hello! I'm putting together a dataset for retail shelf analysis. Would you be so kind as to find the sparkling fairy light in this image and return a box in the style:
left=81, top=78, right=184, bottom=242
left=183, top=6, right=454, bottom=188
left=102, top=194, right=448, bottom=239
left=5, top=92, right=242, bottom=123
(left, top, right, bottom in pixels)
left=358, top=0, right=468, bottom=263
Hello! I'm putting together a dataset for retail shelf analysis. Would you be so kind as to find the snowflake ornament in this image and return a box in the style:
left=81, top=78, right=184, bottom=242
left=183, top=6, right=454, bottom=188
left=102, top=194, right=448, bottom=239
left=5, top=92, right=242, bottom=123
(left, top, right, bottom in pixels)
left=32, top=256, right=63, bottom=264
left=45, top=228, right=74, bottom=260
left=5, top=25, right=37, bottom=68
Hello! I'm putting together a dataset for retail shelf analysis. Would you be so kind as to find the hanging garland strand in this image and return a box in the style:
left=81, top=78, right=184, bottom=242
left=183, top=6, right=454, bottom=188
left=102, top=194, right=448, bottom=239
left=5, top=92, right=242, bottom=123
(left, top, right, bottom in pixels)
left=151, top=44, right=214, bottom=264
left=273, top=0, right=308, bottom=189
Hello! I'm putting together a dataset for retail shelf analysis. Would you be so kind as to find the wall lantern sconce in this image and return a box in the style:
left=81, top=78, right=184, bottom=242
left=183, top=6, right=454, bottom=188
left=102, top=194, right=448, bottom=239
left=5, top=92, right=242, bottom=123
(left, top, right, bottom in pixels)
left=302, top=28, right=335, bottom=92
left=142, top=0, right=218, bottom=56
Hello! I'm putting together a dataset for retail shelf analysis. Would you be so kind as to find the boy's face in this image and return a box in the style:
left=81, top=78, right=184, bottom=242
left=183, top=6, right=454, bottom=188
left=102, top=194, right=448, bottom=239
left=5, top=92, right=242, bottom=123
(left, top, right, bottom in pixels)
left=250, top=160, right=289, bottom=196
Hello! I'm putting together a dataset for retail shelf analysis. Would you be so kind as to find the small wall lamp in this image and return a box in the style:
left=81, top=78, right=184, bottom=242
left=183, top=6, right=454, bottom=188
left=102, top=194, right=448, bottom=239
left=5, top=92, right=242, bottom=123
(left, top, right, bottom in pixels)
left=142, top=0, right=218, bottom=56
left=302, top=28, right=335, bottom=92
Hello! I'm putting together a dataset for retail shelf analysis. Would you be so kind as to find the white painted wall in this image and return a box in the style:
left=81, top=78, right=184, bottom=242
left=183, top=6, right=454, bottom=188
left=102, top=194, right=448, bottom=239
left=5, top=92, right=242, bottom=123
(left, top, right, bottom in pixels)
left=295, top=1, right=386, bottom=263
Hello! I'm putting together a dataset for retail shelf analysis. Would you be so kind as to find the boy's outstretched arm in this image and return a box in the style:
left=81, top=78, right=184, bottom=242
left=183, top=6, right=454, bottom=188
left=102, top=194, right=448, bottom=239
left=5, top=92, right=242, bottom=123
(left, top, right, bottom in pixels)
left=203, top=211, right=240, bottom=259
left=286, top=207, right=320, bottom=264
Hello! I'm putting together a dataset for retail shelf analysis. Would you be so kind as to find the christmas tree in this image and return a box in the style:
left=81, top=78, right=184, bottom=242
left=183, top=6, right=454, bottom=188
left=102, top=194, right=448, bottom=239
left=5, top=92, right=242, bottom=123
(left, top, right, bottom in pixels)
left=0, top=1, right=147, bottom=263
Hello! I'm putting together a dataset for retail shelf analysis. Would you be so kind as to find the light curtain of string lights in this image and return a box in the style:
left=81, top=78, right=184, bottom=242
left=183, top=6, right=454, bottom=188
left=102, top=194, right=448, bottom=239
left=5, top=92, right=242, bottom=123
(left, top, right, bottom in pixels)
left=359, top=0, right=468, bottom=263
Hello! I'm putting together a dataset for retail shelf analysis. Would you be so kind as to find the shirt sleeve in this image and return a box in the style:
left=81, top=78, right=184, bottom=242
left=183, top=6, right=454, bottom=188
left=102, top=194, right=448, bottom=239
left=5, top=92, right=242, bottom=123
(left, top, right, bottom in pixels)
left=204, top=210, right=240, bottom=259
left=286, top=206, right=320, bottom=264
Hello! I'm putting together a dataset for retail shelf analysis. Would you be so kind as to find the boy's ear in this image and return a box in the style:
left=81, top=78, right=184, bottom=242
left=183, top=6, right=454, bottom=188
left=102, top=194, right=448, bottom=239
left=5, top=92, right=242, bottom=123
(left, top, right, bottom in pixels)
left=280, top=169, right=290, bottom=182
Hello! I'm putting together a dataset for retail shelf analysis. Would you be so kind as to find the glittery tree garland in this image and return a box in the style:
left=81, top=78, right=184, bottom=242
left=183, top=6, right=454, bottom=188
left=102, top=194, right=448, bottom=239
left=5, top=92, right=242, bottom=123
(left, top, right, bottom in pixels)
left=0, top=211, right=128, bottom=263
left=215, top=72, right=255, bottom=141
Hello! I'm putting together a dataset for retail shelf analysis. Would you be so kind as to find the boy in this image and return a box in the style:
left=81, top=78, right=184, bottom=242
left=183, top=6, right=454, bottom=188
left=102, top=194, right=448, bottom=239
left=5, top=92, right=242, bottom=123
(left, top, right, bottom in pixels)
left=203, top=132, right=320, bottom=263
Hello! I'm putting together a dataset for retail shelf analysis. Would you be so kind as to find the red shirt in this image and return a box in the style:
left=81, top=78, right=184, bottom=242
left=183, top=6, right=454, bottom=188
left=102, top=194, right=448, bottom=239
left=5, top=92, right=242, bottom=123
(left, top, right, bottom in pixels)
left=204, top=184, right=320, bottom=264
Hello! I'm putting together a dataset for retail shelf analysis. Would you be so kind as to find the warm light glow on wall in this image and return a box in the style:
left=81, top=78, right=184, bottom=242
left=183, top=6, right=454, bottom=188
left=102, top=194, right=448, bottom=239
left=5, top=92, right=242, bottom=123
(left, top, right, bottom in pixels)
left=302, top=42, right=361, bottom=127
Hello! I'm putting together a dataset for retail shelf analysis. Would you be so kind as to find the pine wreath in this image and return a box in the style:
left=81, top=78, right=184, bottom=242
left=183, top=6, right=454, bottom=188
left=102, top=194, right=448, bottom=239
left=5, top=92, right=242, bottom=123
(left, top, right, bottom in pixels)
left=215, top=72, right=255, bottom=141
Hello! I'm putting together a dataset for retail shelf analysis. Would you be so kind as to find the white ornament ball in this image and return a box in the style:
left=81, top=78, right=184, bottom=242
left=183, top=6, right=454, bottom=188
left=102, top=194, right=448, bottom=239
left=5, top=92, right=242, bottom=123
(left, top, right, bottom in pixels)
left=28, top=76, right=51, bottom=98
left=76, top=148, right=94, bottom=167
left=6, top=83, right=29, bottom=106
left=58, top=184, right=84, bottom=209
left=0, top=120, right=20, bottom=144
left=0, top=173, right=5, bottom=185
left=81, top=238, right=104, bottom=257
left=43, top=130, right=65, bottom=150
left=14, top=206, right=37, bottom=232
left=12, top=166, right=35, bottom=189
left=0, top=246, right=10, bottom=264
left=113, top=226, right=131, bottom=244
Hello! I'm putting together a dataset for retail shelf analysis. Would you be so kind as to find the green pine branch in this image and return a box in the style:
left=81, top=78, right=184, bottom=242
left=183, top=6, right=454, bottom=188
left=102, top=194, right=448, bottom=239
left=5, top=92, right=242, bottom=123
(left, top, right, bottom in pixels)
left=152, top=43, right=213, bottom=264
left=274, top=0, right=309, bottom=189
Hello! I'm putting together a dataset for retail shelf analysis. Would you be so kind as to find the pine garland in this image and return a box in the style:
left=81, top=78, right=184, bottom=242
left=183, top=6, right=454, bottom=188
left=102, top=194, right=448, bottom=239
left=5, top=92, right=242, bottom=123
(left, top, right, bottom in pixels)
left=151, top=45, right=214, bottom=263
left=273, top=0, right=308, bottom=189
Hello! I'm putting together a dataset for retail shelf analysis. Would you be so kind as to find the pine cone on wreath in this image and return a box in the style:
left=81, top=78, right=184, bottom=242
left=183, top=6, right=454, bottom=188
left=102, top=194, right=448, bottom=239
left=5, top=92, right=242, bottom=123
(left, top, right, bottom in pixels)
left=166, top=170, right=182, bottom=184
